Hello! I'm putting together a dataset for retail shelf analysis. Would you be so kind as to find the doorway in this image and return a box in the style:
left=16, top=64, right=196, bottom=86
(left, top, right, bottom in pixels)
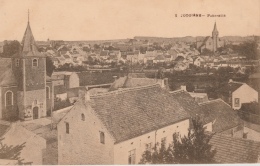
left=33, top=107, right=39, bottom=119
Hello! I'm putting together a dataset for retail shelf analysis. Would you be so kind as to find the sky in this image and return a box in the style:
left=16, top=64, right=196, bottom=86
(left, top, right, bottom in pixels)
left=0, top=0, right=259, bottom=41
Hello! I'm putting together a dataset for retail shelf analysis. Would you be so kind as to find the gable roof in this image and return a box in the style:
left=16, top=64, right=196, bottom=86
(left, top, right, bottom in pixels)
left=90, top=84, right=190, bottom=143
left=109, top=75, right=160, bottom=91
left=210, top=133, right=260, bottom=163
left=217, top=81, right=244, bottom=94
left=199, top=99, right=242, bottom=132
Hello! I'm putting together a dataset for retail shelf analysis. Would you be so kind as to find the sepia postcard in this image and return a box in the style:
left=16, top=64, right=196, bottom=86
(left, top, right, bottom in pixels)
left=0, top=0, right=260, bottom=165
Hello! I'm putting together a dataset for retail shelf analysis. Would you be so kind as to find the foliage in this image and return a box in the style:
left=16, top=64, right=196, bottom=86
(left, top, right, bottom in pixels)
left=46, top=56, right=55, bottom=77
left=172, top=118, right=216, bottom=164
left=0, top=138, right=26, bottom=164
left=233, top=41, right=260, bottom=60
left=186, top=82, right=195, bottom=92
left=2, top=40, right=20, bottom=57
left=139, top=118, right=216, bottom=164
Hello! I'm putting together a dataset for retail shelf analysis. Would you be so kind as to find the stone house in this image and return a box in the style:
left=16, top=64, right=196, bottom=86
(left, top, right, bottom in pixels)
left=57, top=84, right=190, bottom=164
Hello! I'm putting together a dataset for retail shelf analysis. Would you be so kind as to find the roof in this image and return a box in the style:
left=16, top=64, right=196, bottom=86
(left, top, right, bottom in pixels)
left=20, top=22, right=42, bottom=57
left=199, top=99, right=242, bottom=132
left=249, top=72, right=260, bottom=79
left=154, top=54, right=165, bottom=60
left=170, top=90, right=202, bottom=118
left=210, top=133, right=260, bottom=163
left=90, top=84, right=190, bottom=143
left=217, top=81, right=244, bottom=94
left=0, top=124, right=10, bottom=137
left=109, top=75, right=160, bottom=91
left=0, top=58, right=17, bottom=86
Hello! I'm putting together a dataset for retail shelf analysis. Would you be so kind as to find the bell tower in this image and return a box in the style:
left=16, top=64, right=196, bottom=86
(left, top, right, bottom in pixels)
left=12, top=11, right=47, bottom=120
left=212, top=22, right=219, bottom=53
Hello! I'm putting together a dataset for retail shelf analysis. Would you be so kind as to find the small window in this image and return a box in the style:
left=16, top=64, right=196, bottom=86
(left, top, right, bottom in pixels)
left=5, top=91, right=13, bottom=106
left=234, top=98, right=240, bottom=107
left=128, top=149, right=136, bottom=164
left=66, top=123, right=69, bottom=134
left=32, top=59, right=38, bottom=67
left=15, top=59, right=19, bottom=67
left=81, top=113, right=85, bottom=121
left=34, top=100, right=37, bottom=105
left=100, top=131, right=105, bottom=144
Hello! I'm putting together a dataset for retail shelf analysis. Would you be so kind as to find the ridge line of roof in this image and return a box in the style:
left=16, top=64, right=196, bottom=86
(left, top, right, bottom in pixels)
left=199, top=98, right=230, bottom=107
left=213, top=133, right=260, bottom=145
left=90, top=84, right=161, bottom=98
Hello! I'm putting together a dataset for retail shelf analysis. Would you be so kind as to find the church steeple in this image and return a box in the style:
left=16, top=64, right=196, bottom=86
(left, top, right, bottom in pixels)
left=212, top=21, right=219, bottom=53
left=213, top=21, right=218, bottom=32
left=20, top=10, right=40, bottom=56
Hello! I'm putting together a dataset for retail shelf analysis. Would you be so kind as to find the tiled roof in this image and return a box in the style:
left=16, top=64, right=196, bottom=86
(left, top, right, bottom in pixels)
left=90, top=85, right=190, bottom=143
left=170, top=90, right=201, bottom=118
left=249, top=72, right=260, bottom=79
left=154, top=54, right=165, bottom=60
left=199, top=99, right=242, bottom=132
left=210, top=133, right=260, bottom=163
left=20, top=22, right=42, bottom=57
left=0, top=58, right=17, bottom=86
left=217, top=82, right=244, bottom=94
left=109, top=75, right=160, bottom=91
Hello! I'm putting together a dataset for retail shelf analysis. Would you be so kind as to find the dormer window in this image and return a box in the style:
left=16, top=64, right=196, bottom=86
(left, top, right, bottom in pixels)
left=32, top=59, right=38, bottom=67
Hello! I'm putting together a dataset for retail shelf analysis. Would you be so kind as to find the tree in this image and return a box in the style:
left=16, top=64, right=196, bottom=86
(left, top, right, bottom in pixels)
left=2, top=40, right=20, bottom=57
left=139, top=118, right=216, bottom=164
left=46, top=56, right=55, bottom=77
left=172, top=118, right=216, bottom=164
left=0, top=138, right=26, bottom=164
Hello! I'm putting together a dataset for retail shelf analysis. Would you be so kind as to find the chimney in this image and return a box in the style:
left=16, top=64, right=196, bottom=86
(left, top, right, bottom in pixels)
left=181, top=85, right=187, bottom=91
left=78, top=89, right=90, bottom=102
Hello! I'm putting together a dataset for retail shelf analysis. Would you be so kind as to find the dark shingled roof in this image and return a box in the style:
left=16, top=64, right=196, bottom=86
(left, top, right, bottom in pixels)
left=90, top=84, right=190, bottom=143
left=199, top=99, right=242, bottom=132
left=217, top=81, right=244, bottom=94
left=210, top=134, right=260, bottom=163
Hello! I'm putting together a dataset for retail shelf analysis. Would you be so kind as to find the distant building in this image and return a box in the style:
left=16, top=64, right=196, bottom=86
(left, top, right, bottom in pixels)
left=196, top=22, right=224, bottom=53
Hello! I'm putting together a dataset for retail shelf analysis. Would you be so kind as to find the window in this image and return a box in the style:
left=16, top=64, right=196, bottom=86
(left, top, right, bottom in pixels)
left=128, top=149, right=136, bottom=164
left=46, top=86, right=50, bottom=99
left=234, top=98, right=240, bottom=107
left=100, top=131, right=105, bottom=144
left=15, top=59, right=19, bottom=67
left=81, top=113, right=85, bottom=121
left=5, top=91, right=13, bottom=106
left=34, top=100, right=37, bottom=105
left=66, top=123, right=69, bottom=134
left=32, top=59, right=38, bottom=67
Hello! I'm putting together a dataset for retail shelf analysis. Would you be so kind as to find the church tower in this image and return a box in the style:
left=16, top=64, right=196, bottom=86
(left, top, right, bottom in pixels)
left=212, top=22, right=219, bottom=53
left=12, top=12, right=47, bottom=120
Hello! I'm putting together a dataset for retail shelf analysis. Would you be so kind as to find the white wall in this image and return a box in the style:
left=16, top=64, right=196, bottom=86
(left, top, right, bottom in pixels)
left=232, top=84, right=258, bottom=110
left=113, top=119, right=190, bottom=164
